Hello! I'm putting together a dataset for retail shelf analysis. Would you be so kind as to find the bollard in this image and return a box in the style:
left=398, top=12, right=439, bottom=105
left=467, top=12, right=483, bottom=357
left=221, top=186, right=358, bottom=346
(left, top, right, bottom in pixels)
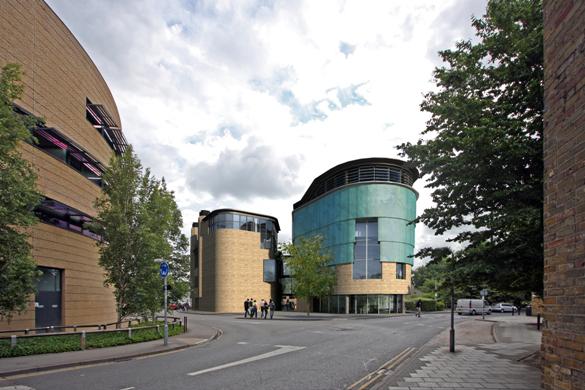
left=537, top=313, right=541, bottom=331
left=11, top=335, right=17, bottom=349
left=80, top=331, right=86, bottom=350
left=184, top=316, right=188, bottom=333
left=128, top=327, right=132, bottom=339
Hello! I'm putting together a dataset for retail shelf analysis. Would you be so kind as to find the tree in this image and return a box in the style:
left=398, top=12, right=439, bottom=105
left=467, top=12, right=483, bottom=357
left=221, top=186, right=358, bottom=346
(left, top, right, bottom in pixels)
left=0, top=64, right=42, bottom=321
left=281, top=236, right=336, bottom=316
left=399, top=0, right=543, bottom=295
left=94, top=148, right=189, bottom=321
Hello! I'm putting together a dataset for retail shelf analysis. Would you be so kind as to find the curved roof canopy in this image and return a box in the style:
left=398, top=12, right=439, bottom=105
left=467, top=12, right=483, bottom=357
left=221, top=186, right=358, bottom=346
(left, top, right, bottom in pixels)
left=294, top=157, right=418, bottom=210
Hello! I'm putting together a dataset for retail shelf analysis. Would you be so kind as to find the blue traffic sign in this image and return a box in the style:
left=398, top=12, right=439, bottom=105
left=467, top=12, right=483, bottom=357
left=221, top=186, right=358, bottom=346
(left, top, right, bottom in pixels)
left=159, top=262, right=169, bottom=277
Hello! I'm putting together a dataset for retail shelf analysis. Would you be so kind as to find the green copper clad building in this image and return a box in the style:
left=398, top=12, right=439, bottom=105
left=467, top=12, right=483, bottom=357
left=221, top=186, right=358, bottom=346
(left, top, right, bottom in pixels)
left=292, top=158, right=418, bottom=314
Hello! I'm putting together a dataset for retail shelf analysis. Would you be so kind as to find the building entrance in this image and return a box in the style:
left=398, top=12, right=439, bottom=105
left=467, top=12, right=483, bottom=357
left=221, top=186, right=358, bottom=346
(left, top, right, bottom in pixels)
left=35, top=267, right=62, bottom=328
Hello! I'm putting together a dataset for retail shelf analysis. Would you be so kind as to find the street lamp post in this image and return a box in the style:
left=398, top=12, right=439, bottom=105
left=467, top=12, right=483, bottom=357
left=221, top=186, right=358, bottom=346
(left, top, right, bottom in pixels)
left=154, top=258, right=169, bottom=346
left=450, top=282, right=455, bottom=353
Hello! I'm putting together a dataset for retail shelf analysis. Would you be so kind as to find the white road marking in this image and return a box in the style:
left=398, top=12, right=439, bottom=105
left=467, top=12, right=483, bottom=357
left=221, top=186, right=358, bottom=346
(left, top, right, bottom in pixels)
left=187, top=345, right=305, bottom=377
left=237, top=341, right=249, bottom=344
left=119, top=387, right=135, bottom=390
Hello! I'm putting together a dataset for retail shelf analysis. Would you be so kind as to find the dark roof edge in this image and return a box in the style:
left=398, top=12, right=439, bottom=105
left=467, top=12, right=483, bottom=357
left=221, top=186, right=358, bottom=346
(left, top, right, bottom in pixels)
left=293, top=157, right=419, bottom=210
left=201, top=208, right=281, bottom=232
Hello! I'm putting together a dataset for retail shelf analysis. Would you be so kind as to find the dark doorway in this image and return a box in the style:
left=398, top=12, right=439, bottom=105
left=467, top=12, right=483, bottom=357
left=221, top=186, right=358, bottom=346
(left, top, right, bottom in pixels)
left=35, top=267, right=62, bottom=328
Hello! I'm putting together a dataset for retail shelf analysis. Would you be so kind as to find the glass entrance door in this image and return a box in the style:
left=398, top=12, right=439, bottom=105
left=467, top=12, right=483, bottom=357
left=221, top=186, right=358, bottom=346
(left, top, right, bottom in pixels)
left=35, top=267, right=62, bottom=328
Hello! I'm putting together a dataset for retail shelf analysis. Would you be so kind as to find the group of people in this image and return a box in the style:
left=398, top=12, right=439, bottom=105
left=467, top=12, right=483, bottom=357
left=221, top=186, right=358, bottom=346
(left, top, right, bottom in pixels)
left=244, top=298, right=276, bottom=319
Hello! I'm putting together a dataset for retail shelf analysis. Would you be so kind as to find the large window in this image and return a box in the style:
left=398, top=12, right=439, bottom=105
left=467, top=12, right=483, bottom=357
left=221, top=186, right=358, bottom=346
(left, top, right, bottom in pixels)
left=208, top=212, right=277, bottom=251
left=396, top=263, right=406, bottom=279
left=353, top=220, right=381, bottom=279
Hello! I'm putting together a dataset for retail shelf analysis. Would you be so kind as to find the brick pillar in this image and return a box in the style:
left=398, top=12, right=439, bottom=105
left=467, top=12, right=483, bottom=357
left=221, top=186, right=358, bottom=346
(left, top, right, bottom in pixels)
left=542, top=1, right=585, bottom=389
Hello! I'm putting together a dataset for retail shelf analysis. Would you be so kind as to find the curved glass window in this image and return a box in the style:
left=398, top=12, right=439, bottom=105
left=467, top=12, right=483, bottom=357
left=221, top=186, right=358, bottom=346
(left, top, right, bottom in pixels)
left=208, top=212, right=277, bottom=251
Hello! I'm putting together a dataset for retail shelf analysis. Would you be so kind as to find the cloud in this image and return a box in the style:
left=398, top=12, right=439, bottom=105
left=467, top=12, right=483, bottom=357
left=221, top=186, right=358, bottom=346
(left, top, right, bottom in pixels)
left=45, top=0, right=488, bottom=248
left=187, top=139, right=303, bottom=201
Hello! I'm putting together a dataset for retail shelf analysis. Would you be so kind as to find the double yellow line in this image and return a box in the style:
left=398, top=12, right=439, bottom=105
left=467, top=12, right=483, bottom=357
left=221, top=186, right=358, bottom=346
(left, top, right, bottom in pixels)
left=346, top=346, right=417, bottom=390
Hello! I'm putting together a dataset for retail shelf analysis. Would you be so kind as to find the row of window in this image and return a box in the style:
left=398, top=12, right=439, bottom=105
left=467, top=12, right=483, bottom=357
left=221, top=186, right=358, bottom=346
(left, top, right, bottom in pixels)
left=31, top=127, right=105, bottom=187
left=207, top=212, right=278, bottom=251
left=314, top=294, right=404, bottom=314
left=35, top=198, right=100, bottom=241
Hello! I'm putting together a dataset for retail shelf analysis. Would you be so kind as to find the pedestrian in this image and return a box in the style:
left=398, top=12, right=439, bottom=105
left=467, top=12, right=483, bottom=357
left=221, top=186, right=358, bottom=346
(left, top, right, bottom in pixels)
left=244, top=298, right=249, bottom=318
left=260, top=299, right=266, bottom=319
left=285, top=297, right=290, bottom=311
left=253, top=300, right=258, bottom=318
left=263, top=300, right=269, bottom=319
left=269, top=299, right=275, bottom=319
left=416, top=299, right=422, bottom=318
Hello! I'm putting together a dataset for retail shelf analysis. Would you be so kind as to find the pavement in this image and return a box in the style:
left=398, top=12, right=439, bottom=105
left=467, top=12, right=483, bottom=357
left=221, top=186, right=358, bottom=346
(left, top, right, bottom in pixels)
left=377, top=313, right=543, bottom=390
left=0, top=316, right=219, bottom=377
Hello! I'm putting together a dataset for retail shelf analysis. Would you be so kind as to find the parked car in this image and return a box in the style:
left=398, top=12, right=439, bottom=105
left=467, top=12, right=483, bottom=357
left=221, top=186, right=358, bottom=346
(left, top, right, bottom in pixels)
left=456, top=299, right=491, bottom=315
left=491, top=303, right=517, bottom=313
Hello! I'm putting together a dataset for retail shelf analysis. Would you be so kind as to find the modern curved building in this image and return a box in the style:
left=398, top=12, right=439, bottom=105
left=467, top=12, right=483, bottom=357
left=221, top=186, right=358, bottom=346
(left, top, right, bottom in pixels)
left=191, top=209, right=280, bottom=313
left=292, top=158, right=418, bottom=314
left=0, top=1, right=126, bottom=330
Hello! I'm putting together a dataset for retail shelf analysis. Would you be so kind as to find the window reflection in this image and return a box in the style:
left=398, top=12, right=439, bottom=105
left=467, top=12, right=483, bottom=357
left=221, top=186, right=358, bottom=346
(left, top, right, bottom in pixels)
left=353, top=219, right=381, bottom=279
left=208, top=212, right=277, bottom=251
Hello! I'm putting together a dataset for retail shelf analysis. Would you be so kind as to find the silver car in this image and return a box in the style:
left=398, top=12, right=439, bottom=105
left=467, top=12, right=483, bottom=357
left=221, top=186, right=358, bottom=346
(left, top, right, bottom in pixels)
left=491, top=303, right=517, bottom=313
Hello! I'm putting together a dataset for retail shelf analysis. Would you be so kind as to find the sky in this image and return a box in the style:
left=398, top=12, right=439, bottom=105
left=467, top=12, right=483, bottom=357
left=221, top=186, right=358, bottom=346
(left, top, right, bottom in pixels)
left=47, top=0, right=488, bottom=267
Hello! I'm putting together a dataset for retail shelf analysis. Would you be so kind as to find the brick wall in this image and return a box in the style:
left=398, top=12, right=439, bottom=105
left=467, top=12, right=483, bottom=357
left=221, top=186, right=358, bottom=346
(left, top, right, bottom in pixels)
left=542, top=1, right=585, bottom=389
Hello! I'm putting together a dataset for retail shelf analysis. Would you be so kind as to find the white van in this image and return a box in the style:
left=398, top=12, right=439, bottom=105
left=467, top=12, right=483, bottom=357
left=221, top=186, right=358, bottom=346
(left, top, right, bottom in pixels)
left=456, top=299, right=491, bottom=315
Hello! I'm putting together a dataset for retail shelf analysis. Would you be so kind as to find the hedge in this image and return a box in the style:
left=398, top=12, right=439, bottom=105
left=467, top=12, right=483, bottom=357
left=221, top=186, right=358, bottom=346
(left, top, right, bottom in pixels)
left=405, top=298, right=445, bottom=312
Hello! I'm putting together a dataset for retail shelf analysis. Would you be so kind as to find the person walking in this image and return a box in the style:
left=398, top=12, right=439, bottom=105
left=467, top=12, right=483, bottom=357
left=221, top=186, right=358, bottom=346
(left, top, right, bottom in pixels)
left=260, top=299, right=266, bottom=319
left=244, top=298, right=249, bottom=318
left=253, top=300, right=258, bottom=318
left=263, top=300, right=269, bottom=319
left=415, top=299, right=422, bottom=318
left=269, top=299, right=275, bottom=319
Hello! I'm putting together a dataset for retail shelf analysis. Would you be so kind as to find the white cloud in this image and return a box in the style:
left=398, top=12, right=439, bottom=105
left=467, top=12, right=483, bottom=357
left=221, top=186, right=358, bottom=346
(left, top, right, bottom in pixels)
left=47, top=0, right=488, bottom=254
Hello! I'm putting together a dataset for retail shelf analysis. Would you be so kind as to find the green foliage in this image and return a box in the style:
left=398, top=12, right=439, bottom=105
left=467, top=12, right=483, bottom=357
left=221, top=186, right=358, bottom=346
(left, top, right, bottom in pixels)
left=281, top=236, right=336, bottom=315
left=399, top=0, right=543, bottom=295
left=405, top=298, right=444, bottom=312
left=0, top=64, right=42, bottom=320
left=0, top=323, right=183, bottom=357
left=94, top=149, right=189, bottom=321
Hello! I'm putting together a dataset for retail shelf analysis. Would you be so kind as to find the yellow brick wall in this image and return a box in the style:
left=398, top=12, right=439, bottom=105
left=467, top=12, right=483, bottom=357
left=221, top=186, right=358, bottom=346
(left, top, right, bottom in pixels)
left=198, top=226, right=273, bottom=313
left=334, top=263, right=411, bottom=295
left=0, top=0, right=120, bottom=330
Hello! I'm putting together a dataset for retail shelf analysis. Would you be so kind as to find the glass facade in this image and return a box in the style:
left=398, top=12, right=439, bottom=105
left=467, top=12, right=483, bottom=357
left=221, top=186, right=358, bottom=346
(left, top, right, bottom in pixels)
left=315, top=294, right=403, bottom=314
left=207, top=211, right=277, bottom=251
left=293, top=184, right=417, bottom=266
left=353, top=220, right=381, bottom=279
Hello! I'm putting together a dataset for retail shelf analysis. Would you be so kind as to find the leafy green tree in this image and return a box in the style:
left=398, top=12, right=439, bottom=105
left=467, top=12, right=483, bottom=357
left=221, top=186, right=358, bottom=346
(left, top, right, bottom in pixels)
left=95, top=149, right=189, bottom=321
left=399, top=0, right=543, bottom=294
left=0, top=64, right=42, bottom=321
left=281, top=236, right=336, bottom=316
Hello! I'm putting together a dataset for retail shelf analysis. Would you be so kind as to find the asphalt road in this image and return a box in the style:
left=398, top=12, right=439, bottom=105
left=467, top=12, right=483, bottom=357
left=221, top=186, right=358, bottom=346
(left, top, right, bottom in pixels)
left=3, top=312, right=467, bottom=390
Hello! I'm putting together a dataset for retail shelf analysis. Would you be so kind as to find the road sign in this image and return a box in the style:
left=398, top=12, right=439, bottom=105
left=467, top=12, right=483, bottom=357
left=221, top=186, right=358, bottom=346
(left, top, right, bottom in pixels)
left=160, top=262, right=169, bottom=278
left=480, top=289, right=488, bottom=297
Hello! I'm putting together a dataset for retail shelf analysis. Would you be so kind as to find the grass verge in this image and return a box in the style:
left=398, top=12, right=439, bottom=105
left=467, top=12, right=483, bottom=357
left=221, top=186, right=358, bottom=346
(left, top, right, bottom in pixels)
left=0, top=321, right=183, bottom=358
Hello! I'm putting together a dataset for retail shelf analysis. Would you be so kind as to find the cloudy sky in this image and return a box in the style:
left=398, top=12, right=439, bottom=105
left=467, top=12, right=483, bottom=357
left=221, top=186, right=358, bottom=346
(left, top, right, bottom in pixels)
left=48, top=0, right=487, bottom=266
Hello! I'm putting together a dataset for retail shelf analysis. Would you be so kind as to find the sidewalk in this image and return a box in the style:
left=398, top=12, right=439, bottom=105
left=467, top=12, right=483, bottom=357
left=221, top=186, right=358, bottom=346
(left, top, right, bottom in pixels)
left=378, top=314, right=542, bottom=390
left=0, top=317, right=219, bottom=377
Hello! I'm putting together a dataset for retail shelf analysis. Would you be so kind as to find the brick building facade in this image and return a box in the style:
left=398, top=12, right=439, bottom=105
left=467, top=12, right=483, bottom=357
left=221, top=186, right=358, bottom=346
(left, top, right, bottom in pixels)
left=542, top=1, right=585, bottom=389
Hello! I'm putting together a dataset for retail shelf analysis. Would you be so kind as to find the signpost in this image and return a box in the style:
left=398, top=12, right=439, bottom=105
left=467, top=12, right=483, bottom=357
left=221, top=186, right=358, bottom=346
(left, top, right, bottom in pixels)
left=157, top=260, right=170, bottom=346
left=480, top=289, right=489, bottom=320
